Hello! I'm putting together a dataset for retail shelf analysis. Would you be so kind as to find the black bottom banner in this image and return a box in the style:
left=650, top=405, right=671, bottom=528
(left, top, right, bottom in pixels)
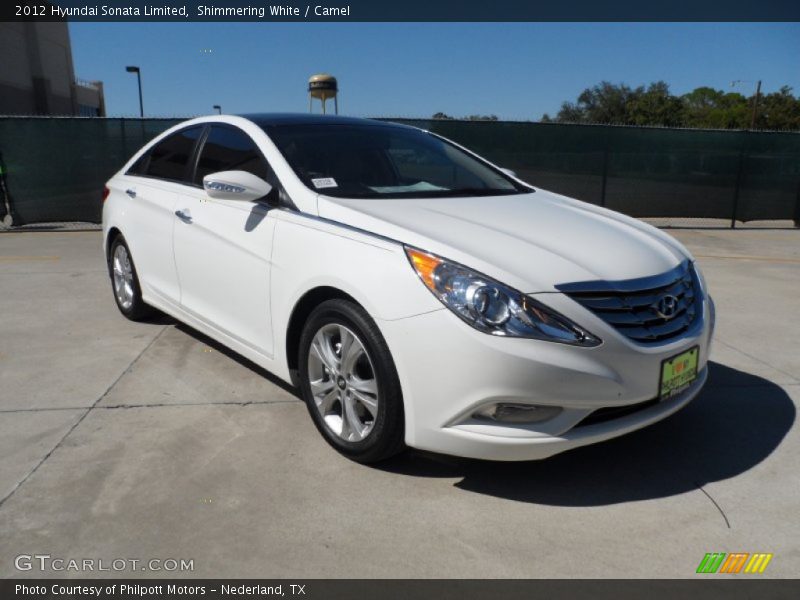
left=3, top=580, right=799, bottom=600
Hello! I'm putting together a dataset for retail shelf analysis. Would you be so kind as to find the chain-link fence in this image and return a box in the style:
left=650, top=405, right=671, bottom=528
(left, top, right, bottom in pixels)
left=1, top=116, right=799, bottom=227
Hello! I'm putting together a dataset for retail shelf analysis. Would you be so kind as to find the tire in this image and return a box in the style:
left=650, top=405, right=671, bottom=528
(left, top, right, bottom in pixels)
left=298, top=299, right=405, bottom=463
left=108, top=235, right=155, bottom=321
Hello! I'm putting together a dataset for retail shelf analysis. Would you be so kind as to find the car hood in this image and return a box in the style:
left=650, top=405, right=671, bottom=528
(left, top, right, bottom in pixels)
left=316, top=189, right=692, bottom=293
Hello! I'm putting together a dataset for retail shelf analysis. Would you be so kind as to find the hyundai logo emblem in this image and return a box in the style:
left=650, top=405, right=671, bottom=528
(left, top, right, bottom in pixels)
left=654, top=294, right=680, bottom=320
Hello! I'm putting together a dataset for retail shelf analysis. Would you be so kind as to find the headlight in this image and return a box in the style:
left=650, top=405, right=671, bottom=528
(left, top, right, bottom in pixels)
left=405, top=247, right=601, bottom=347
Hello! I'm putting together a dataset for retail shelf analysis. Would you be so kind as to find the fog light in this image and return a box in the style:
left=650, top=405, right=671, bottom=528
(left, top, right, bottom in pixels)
left=473, top=403, right=562, bottom=424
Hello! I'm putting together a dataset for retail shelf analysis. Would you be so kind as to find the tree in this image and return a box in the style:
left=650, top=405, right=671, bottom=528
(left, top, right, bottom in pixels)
left=754, top=86, right=800, bottom=130
left=431, top=113, right=498, bottom=121
left=681, top=87, right=749, bottom=129
left=627, top=82, right=684, bottom=127
left=556, top=81, right=637, bottom=124
left=554, top=101, right=585, bottom=123
left=548, top=81, right=800, bottom=130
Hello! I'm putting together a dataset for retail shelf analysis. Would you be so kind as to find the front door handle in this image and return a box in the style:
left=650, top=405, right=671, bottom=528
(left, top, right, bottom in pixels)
left=175, top=209, right=192, bottom=223
left=125, top=189, right=136, bottom=198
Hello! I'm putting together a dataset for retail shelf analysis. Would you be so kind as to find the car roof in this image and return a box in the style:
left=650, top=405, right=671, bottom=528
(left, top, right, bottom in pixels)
left=239, top=113, right=416, bottom=130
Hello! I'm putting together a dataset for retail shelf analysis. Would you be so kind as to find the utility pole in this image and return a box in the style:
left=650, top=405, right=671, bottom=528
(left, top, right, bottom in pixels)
left=750, top=80, right=762, bottom=130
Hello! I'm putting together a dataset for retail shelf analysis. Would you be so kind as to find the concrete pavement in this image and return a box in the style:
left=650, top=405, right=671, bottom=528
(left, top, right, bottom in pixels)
left=0, top=229, right=798, bottom=578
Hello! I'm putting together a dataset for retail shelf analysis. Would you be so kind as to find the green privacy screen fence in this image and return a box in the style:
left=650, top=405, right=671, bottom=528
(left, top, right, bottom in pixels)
left=0, top=117, right=183, bottom=225
left=1, top=116, right=799, bottom=226
left=397, top=119, right=800, bottom=226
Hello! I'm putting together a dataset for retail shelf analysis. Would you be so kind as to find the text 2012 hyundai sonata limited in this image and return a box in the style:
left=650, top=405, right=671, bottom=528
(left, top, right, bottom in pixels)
left=102, top=114, right=714, bottom=463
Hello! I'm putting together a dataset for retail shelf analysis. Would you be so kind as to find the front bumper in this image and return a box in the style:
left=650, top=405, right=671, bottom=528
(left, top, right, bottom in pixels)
left=378, top=292, right=713, bottom=461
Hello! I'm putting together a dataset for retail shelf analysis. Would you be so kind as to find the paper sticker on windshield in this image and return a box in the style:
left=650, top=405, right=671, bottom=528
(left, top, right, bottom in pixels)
left=312, top=177, right=338, bottom=189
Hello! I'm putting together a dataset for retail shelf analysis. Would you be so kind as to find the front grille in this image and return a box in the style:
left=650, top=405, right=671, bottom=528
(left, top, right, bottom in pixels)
left=557, top=261, right=701, bottom=344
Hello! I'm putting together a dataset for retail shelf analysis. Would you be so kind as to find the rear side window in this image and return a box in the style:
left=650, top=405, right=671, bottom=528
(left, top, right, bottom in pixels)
left=194, top=126, right=270, bottom=185
left=138, top=127, right=203, bottom=182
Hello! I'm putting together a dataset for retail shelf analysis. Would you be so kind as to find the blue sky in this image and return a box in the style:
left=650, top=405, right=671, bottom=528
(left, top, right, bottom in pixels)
left=69, top=22, right=800, bottom=119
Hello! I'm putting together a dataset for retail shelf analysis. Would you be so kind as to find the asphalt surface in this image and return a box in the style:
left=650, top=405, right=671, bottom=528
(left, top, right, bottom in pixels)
left=0, top=228, right=798, bottom=578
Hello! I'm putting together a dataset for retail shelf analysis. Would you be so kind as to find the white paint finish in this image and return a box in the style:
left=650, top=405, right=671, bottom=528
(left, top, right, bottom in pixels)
left=318, top=190, right=687, bottom=294
left=105, top=176, right=180, bottom=305
left=172, top=188, right=278, bottom=357
left=379, top=297, right=712, bottom=458
left=267, top=210, right=443, bottom=381
left=102, top=114, right=713, bottom=461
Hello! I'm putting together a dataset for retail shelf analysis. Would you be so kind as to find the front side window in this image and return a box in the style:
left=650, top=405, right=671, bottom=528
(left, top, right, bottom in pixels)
left=139, top=126, right=203, bottom=182
left=194, top=126, right=270, bottom=185
left=264, top=123, right=530, bottom=199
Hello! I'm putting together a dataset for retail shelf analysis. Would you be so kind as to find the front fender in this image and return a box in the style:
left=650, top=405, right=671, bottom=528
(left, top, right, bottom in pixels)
left=269, top=210, right=441, bottom=378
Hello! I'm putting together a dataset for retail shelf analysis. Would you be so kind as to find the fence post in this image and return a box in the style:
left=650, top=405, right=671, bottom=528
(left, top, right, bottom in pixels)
left=121, top=117, right=127, bottom=157
left=730, top=152, right=743, bottom=229
left=599, top=128, right=610, bottom=207
left=0, top=150, right=16, bottom=227
left=730, top=133, right=747, bottom=229
left=600, top=146, right=609, bottom=207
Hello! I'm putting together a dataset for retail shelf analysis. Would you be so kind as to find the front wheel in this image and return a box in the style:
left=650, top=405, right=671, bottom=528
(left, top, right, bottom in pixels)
left=298, top=299, right=405, bottom=463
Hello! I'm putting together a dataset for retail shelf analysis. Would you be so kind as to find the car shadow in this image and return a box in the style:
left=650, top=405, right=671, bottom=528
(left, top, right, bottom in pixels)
left=174, top=322, right=303, bottom=400
left=140, top=312, right=302, bottom=400
left=379, top=361, right=795, bottom=506
left=244, top=204, right=270, bottom=232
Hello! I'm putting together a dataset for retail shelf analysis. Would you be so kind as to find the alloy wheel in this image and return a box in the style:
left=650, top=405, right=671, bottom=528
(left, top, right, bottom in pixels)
left=306, top=323, right=380, bottom=442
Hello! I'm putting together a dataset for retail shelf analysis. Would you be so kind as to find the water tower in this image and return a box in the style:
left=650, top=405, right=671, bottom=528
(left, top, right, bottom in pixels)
left=308, top=73, right=338, bottom=115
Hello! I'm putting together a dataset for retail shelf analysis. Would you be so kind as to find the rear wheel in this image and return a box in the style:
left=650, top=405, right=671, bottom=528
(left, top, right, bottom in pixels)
left=109, top=235, right=154, bottom=321
left=298, top=299, right=405, bottom=463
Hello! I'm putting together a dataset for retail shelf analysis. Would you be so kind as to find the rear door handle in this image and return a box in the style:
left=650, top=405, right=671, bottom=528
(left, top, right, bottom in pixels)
left=175, top=209, right=192, bottom=223
left=125, top=189, right=136, bottom=198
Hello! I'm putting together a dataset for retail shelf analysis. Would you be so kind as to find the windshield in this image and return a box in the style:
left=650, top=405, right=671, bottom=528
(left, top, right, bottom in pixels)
left=263, top=123, right=532, bottom=199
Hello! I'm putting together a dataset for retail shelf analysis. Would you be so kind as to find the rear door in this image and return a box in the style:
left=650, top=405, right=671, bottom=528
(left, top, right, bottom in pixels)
left=172, top=124, right=279, bottom=357
left=121, top=126, right=204, bottom=306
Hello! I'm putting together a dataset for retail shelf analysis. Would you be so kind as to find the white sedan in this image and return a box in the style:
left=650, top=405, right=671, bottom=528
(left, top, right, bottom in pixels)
left=102, top=114, right=714, bottom=463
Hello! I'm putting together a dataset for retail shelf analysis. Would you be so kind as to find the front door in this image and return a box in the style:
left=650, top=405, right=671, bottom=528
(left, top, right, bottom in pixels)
left=172, top=124, right=279, bottom=357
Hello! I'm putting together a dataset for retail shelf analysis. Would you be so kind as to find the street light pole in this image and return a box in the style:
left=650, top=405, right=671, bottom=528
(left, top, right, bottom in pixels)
left=125, top=66, right=143, bottom=117
left=213, top=105, right=222, bottom=114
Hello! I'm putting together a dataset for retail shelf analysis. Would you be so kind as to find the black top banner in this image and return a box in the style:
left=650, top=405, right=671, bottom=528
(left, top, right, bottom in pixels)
left=5, top=0, right=800, bottom=22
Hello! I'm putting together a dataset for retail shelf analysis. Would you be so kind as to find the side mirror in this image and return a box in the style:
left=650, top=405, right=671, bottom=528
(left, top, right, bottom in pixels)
left=499, top=168, right=517, bottom=178
left=203, top=170, right=272, bottom=202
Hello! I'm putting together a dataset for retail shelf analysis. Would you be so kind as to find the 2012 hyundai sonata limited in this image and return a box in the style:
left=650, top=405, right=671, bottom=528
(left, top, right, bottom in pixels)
left=102, top=114, right=714, bottom=463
